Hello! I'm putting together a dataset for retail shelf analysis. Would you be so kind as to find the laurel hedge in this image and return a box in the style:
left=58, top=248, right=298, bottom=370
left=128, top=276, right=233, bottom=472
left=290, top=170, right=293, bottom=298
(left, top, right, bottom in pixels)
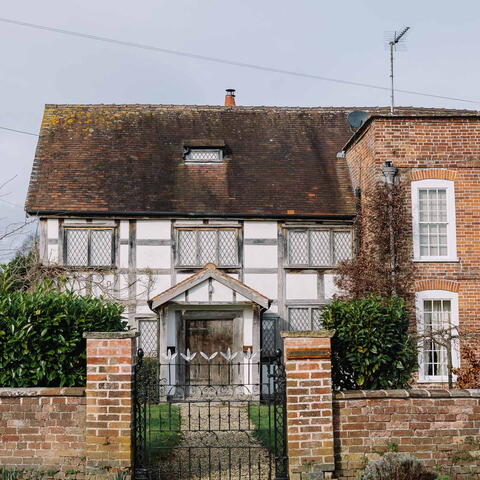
left=321, top=295, right=417, bottom=390
left=0, top=282, right=127, bottom=387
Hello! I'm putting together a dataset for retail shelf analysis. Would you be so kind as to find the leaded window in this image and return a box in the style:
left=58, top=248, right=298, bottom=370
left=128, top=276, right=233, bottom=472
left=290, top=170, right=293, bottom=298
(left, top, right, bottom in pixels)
left=64, top=228, right=114, bottom=267
left=139, top=320, right=159, bottom=358
left=288, top=307, right=322, bottom=331
left=185, top=148, right=223, bottom=163
left=176, top=229, right=239, bottom=267
left=287, top=229, right=352, bottom=267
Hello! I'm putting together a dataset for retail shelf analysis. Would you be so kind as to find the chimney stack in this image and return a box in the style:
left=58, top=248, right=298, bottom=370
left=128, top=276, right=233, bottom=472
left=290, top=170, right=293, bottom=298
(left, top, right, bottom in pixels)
left=224, top=89, right=236, bottom=107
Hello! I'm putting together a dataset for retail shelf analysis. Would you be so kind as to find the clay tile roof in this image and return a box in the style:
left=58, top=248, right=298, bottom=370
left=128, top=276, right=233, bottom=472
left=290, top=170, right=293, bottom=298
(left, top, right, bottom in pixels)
left=25, top=104, right=477, bottom=218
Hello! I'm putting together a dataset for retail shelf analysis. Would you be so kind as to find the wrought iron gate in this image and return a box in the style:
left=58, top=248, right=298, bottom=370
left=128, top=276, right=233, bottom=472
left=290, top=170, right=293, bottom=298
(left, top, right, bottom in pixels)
left=133, top=348, right=289, bottom=480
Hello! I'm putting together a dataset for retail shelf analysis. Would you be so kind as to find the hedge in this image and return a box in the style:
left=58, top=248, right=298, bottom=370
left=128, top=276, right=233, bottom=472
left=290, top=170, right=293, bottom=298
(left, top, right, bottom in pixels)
left=0, top=283, right=127, bottom=387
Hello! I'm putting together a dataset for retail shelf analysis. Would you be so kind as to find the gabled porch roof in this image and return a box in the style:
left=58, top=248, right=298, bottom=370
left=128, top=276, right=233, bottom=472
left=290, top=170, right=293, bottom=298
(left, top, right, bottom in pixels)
left=148, top=263, right=271, bottom=310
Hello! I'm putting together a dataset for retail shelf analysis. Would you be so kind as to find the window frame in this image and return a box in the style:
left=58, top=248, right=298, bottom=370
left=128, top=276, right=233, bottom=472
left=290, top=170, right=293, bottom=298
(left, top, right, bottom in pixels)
left=184, top=148, right=224, bottom=164
left=175, top=227, right=241, bottom=269
left=63, top=227, right=116, bottom=268
left=285, top=227, right=353, bottom=268
left=416, top=289, right=459, bottom=383
left=287, top=305, right=324, bottom=331
left=411, top=179, right=457, bottom=262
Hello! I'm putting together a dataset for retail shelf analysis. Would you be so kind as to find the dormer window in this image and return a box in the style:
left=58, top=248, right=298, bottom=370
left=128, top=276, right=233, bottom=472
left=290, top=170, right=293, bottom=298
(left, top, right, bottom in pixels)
left=183, top=139, right=226, bottom=164
left=185, top=148, right=223, bottom=163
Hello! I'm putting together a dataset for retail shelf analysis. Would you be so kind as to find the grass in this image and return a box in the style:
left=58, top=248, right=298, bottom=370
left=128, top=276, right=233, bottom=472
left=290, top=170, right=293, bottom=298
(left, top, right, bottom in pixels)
left=147, top=403, right=182, bottom=460
left=248, top=404, right=282, bottom=453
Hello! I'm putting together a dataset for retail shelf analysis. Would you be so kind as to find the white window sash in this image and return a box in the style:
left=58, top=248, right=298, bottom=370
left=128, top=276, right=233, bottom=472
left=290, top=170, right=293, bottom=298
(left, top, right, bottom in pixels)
left=411, top=179, right=457, bottom=261
left=416, top=290, right=459, bottom=383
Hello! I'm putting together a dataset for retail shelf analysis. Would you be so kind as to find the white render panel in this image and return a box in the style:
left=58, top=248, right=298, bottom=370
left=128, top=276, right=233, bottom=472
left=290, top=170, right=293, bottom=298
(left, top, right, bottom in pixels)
left=92, top=274, right=114, bottom=297
left=244, top=245, right=278, bottom=268
left=188, top=281, right=210, bottom=302
left=211, top=279, right=234, bottom=302
left=136, top=220, right=171, bottom=240
left=286, top=273, right=317, bottom=300
left=243, top=274, right=277, bottom=299
left=47, top=244, right=58, bottom=264
left=171, top=292, right=186, bottom=302
left=63, top=219, right=87, bottom=225
left=176, top=273, right=192, bottom=283
left=120, top=220, right=129, bottom=240
left=118, top=274, right=130, bottom=300
left=47, top=219, right=59, bottom=240
left=137, top=274, right=171, bottom=300
left=119, top=245, right=129, bottom=269
left=265, top=305, right=278, bottom=314
left=244, top=221, right=277, bottom=239
left=324, top=274, right=341, bottom=299
left=136, top=303, right=153, bottom=315
left=136, top=245, right=171, bottom=269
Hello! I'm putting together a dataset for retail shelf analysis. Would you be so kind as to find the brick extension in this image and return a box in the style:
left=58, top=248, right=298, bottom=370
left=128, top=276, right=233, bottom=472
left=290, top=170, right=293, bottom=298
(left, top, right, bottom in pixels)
left=282, top=330, right=335, bottom=480
left=83, top=331, right=139, bottom=474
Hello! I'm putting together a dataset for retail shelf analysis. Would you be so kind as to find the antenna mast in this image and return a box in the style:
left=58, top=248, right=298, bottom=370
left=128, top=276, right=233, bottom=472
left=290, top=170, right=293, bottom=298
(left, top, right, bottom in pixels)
left=389, top=26, right=410, bottom=115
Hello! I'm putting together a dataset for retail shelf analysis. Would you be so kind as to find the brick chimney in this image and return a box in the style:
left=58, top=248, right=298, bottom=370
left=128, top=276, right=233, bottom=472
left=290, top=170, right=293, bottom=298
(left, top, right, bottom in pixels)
left=224, top=89, right=236, bottom=106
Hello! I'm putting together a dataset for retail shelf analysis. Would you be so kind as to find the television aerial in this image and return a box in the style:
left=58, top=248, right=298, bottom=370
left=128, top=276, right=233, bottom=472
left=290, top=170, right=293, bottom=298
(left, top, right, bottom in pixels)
left=386, top=27, right=410, bottom=115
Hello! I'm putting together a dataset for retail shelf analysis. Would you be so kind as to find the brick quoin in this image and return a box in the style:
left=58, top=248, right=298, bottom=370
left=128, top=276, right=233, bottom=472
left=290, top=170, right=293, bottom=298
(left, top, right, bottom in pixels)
left=282, top=330, right=335, bottom=480
left=83, top=331, right=139, bottom=475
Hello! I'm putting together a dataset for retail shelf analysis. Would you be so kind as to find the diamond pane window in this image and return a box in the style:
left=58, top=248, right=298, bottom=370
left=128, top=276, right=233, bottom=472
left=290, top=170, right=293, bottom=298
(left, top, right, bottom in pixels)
left=139, top=320, right=159, bottom=358
left=186, top=149, right=223, bottom=163
left=65, top=228, right=114, bottom=267
left=287, top=229, right=352, bottom=267
left=176, top=229, right=238, bottom=267
left=288, top=307, right=322, bottom=331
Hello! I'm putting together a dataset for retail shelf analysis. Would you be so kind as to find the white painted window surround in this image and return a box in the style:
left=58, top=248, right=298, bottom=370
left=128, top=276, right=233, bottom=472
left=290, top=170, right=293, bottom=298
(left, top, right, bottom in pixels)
left=411, top=179, right=457, bottom=262
left=416, top=289, right=459, bottom=383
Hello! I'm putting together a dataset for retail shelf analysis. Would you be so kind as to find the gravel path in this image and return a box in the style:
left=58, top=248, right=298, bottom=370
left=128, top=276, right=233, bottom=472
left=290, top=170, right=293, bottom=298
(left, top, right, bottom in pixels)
left=156, top=401, right=274, bottom=480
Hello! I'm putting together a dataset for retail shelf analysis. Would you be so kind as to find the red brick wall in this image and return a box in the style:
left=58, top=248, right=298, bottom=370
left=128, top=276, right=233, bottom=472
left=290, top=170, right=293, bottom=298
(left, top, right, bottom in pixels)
left=0, top=388, right=86, bottom=475
left=345, top=116, right=480, bottom=376
left=333, top=389, right=480, bottom=479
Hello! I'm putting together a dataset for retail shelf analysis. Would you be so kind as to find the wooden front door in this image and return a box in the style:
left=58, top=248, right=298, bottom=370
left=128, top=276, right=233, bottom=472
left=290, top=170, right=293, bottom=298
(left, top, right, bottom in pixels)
left=186, top=318, right=233, bottom=386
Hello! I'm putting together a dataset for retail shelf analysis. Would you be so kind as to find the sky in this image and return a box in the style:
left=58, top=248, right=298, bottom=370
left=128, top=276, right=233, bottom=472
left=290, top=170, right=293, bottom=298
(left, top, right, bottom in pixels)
left=0, top=0, right=479, bottom=257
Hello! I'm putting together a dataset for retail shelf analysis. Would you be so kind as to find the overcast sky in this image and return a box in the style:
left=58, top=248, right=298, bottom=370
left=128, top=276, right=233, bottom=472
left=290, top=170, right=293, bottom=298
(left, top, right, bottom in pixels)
left=1, top=0, right=479, bottom=257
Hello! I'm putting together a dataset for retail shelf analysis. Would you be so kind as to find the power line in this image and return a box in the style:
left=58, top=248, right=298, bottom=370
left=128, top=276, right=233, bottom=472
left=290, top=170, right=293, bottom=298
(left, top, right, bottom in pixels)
left=0, top=126, right=38, bottom=136
left=1, top=16, right=479, bottom=105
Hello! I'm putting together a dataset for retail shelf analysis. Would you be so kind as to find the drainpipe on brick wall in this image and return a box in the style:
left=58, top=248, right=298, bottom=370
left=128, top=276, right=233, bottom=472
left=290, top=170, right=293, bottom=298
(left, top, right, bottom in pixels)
left=382, top=160, right=398, bottom=295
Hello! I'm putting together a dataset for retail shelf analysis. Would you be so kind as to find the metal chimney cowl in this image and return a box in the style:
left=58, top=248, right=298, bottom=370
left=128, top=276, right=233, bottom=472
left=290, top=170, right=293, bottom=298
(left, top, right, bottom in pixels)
left=381, top=160, right=398, bottom=185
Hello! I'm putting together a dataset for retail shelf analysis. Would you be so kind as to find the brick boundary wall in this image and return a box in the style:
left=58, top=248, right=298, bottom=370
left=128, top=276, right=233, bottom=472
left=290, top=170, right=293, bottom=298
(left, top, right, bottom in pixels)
left=0, top=387, right=86, bottom=475
left=333, top=389, right=480, bottom=479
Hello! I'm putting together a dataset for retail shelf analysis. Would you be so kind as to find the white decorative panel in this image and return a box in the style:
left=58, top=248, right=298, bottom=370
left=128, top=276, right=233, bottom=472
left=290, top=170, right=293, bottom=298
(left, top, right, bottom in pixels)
left=47, top=245, right=58, bottom=264
left=120, top=221, right=129, bottom=240
left=136, top=246, right=171, bottom=269
left=243, top=274, right=277, bottom=299
left=47, top=219, right=59, bottom=240
left=244, top=245, right=278, bottom=268
left=244, top=221, right=277, bottom=239
left=136, top=304, right=153, bottom=315
left=243, top=307, right=253, bottom=346
left=137, top=220, right=171, bottom=240
left=324, top=274, right=342, bottom=299
left=118, top=274, right=130, bottom=300
left=119, top=245, right=129, bottom=268
left=211, top=279, right=233, bottom=302
left=136, top=274, right=171, bottom=300
left=286, top=273, right=317, bottom=300
left=188, top=281, right=210, bottom=302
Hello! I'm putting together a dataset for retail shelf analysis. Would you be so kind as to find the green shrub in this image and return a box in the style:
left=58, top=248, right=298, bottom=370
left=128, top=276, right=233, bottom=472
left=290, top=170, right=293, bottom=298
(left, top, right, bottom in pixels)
left=321, top=295, right=416, bottom=390
left=361, top=452, right=435, bottom=480
left=0, top=283, right=127, bottom=387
